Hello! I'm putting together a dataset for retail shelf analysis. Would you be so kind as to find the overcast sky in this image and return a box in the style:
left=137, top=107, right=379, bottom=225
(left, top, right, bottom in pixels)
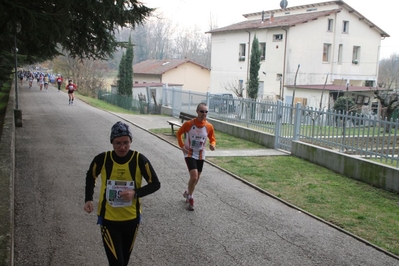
left=143, top=0, right=398, bottom=59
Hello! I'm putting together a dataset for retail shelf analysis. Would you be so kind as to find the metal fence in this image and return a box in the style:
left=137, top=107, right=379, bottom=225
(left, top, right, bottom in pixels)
left=97, top=88, right=398, bottom=168
left=98, top=90, right=161, bottom=114
left=294, top=103, right=399, bottom=167
left=162, top=87, right=399, bottom=168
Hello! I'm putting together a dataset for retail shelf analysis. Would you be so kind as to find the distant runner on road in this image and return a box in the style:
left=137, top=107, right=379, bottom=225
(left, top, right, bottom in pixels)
left=66, top=79, right=77, bottom=105
left=56, top=74, right=63, bottom=92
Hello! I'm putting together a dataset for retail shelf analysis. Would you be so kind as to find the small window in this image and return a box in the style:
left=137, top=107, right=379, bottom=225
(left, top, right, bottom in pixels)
left=239, top=43, right=246, bottom=61
left=276, top=73, right=282, bottom=81
left=323, top=43, right=331, bottom=62
left=327, top=19, right=333, bottom=32
left=273, top=34, right=283, bottom=41
left=365, top=80, right=374, bottom=87
left=355, top=95, right=370, bottom=104
left=259, top=42, right=266, bottom=60
left=337, top=44, right=343, bottom=64
left=343, top=21, right=349, bottom=33
left=356, top=95, right=364, bottom=104
left=239, top=80, right=244, bottom=89
left=352, top=46, right=360, bottom=64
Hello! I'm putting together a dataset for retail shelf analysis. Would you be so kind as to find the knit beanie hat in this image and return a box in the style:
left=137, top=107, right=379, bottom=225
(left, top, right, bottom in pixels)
left=110, top=121, right=132, bottom=143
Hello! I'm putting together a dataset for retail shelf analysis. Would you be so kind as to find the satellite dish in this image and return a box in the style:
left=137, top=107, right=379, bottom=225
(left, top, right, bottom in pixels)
left=280, top=0, right=288, bottom=8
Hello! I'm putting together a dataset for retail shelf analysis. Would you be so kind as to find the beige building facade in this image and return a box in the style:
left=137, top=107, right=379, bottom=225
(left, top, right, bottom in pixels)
left=133, top=59, right=210, bottom=93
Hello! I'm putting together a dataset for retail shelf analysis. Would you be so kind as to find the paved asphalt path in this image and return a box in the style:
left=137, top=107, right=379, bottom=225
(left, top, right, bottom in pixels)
left=13, top=83, right=398, bottom=266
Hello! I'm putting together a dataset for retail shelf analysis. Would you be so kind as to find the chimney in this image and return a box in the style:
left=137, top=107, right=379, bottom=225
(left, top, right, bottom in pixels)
left=270, top=12, right=274, bottom=23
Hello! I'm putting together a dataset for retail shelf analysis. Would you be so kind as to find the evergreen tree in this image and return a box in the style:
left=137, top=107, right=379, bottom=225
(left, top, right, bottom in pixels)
left=247, top=35, right=261, bottom=99
left=333, top=96, right=357, bottom=114
left=0, top=0, right=153, bottom=81
left=124, top=36, right=134, bottom=97
left=117, top=37, right=134, bottom=97
left=117, top=52, right=126, bottom=95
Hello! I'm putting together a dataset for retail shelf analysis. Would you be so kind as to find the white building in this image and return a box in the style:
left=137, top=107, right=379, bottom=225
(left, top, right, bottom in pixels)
left=207, top=0, right=389, bottom=111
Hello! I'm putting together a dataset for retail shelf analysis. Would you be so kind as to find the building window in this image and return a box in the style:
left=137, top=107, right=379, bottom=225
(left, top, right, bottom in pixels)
left=258, top=81, right=264, bottom=99
left=338, top=44, right=343, bottom=64
left=365, top=80, right=374, bottom=87
left=327, top=19, right=333, bottom=32
left=260, top=42, right=266, bottom=60
left=239, top=43, right=246, bottom=61
left=352, top=46, right=360, bottom=64
left=322, top=43, right=331, bottom=62
left=273, top=34, right=283, bottom=41
left=343, top=20, right=349, bottom=33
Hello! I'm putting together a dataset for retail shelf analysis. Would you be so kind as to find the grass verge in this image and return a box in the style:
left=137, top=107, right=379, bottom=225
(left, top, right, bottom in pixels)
left=75, top=92, right=138, bottom=114
left=206, top=155, right=399, bottom=256
left=0, top=81, right=11, bottom=138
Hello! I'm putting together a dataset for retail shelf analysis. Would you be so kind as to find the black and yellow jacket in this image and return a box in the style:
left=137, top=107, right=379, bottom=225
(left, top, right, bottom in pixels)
left=85, top=150, right=161, bottom=222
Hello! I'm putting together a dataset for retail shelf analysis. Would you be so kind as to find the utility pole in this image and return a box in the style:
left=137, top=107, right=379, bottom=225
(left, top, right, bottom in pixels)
left=13, top=22, right=22, bottom=127
left=290, top=64, right=300, bottom=123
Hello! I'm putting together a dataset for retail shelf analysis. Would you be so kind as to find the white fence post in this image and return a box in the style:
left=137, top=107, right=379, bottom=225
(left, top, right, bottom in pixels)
left=274, top=100, right=283, bottom=149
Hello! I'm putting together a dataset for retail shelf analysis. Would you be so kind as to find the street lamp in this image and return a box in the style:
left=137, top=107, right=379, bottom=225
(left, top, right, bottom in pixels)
left=13, top=22, right=22, bottom=127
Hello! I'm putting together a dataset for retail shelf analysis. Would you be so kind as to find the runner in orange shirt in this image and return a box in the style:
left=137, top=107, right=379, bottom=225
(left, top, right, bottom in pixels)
left=176, top=103, right=216, bottom=211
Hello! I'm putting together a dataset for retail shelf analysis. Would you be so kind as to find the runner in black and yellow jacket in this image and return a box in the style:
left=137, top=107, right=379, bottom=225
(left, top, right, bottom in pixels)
left=84, top=121, right=161, bottom=266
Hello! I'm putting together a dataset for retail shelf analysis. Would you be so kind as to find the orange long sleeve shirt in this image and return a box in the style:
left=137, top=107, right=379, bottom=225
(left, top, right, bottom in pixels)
left=176, top=118, right=216, bottom=160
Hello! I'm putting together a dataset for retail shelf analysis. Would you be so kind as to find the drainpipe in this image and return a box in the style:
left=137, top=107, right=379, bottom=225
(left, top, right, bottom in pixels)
left=282, top=27, right=288, bottom=102
left=245, top=30, right=251, bottom=98
left=330, top=12, right=338, bottom=82
left=375, top=45, right=381, bottom=87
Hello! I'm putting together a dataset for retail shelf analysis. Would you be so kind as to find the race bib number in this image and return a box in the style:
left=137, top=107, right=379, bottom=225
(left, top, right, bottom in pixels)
left=106, top=180, right=135, bottom=207
left=190, top=135, right=205, bottom=149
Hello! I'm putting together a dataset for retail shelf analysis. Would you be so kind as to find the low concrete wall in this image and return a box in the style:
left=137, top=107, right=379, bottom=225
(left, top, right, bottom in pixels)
left=209, top=117, right=399, bottom=193
left=0, top=82, right=15, bottom=266
left=207, top=118, right=276, bottom=148
left=291, top=141, right=399, bottom=193
left=160, top=106, right=173, bottom=116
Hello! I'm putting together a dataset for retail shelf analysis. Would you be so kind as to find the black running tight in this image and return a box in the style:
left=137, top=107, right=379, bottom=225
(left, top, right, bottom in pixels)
left=100, top=219, right=140, bottom=266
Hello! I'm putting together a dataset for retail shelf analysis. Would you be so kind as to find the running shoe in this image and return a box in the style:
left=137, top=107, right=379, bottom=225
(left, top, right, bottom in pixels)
left=187, top=198, right=194, bottom=211
left=183, top=190, right=188, bottom=203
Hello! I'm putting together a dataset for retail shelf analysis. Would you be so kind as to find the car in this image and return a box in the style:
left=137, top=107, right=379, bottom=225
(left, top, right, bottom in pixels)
left=98, top=92, right=112, bottom=100
left=207, top=93, right=236, bottom=112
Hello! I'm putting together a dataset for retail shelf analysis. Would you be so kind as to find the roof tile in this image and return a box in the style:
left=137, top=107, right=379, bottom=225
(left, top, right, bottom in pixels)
left=133, top=59, right=209, bottom=75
